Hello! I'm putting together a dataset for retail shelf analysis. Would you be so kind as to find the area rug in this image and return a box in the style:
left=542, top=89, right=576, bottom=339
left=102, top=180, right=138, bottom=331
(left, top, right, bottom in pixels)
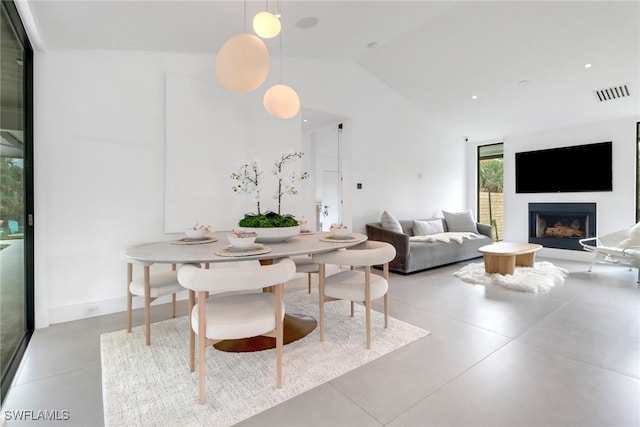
left=101, top=290, right=429, bottom=427
left=453, top=261, right=569, bottom=292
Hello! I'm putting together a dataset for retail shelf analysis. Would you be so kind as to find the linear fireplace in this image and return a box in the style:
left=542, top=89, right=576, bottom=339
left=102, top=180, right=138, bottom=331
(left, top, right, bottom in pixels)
left=528, top=203, right=596, bottom=251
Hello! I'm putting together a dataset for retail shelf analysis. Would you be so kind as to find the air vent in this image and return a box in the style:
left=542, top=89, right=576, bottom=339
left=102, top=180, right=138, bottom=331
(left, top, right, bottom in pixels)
left=594, top=83, right=631, bottom=102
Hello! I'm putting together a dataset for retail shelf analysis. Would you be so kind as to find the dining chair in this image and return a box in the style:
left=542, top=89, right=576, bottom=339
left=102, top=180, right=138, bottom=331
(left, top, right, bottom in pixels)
left=312, top=241, right=396, bottom=349
left=177, top=257, right=296, bottom=404
left=126, top=261, right=183, bottom=346
left=291, top=254, right=319, bottom=293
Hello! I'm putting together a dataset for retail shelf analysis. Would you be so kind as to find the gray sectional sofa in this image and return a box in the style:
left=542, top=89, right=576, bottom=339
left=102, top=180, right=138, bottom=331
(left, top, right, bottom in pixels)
left=366, top=217, right=493, bottom=274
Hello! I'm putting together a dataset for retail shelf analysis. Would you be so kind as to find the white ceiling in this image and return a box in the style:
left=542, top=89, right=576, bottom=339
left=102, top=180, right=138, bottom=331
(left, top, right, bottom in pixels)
left=23, top=0, right=640, bottom=141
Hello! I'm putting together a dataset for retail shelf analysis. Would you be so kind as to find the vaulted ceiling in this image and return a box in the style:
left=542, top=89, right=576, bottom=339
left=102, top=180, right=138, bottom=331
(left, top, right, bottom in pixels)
left=23, top=1, right=640, bottom=141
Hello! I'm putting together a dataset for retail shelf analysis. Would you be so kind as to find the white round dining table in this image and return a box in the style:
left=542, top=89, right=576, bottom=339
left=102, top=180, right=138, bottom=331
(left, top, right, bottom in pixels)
left=122, top=230, right=367, bottom=350
left=122, top=230, right=367, bottom=265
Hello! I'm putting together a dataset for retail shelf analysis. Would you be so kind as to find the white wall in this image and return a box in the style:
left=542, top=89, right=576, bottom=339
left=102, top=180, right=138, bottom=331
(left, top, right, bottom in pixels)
left=466, top=116, right=638, bottom=261
left=34, top=49, right=463, bottom=326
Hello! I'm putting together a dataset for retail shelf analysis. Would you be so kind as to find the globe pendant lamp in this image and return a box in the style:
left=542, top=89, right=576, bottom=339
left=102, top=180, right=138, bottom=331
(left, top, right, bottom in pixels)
left=215, top=33, right=270, bottom=93
left=253, top=11, right=281, bottom=39
left=263, top=83, right=300, bottom=119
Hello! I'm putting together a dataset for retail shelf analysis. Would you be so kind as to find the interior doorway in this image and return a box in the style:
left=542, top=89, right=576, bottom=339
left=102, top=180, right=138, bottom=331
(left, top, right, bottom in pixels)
left=301, top=108, right=347, bottom=232
left=322, top=170, right=341, bottom=230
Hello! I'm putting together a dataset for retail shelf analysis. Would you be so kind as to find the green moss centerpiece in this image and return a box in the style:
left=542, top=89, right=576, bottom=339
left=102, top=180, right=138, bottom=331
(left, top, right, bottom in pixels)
left=231, top=151, right=308, bottom=242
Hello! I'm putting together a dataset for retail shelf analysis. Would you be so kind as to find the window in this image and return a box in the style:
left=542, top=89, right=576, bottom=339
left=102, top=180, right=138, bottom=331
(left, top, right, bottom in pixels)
left=478, top=143, right=503, bottom=241
left=0, top=0, right=34, bottom=403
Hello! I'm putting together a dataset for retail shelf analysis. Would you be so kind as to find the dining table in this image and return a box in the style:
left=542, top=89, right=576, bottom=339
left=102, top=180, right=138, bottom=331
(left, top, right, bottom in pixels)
left=122, top=230, right=367, bottom=351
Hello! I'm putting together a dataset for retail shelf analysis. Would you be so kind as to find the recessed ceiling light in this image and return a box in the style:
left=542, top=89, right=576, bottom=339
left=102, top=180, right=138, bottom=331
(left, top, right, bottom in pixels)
left=585, top=63, right=592, bottom=69
left=296, top=16, right=319, bottom=29
left=367, top=42, right=378, bottom=49
left=471, top=95, right=478, bottom=100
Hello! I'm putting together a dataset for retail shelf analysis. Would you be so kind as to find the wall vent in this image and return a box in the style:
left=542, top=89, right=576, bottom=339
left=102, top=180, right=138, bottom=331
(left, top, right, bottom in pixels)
left=593, top=83, right=631, bottom=102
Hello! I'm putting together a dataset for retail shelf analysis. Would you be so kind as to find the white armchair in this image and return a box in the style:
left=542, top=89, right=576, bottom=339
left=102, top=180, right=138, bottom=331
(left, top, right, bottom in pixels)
left=579, top=222, right=640, bottom=283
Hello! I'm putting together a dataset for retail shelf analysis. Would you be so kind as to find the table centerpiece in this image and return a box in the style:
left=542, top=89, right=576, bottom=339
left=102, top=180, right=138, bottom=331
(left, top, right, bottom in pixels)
left=231, top=150, right=308, bottom=243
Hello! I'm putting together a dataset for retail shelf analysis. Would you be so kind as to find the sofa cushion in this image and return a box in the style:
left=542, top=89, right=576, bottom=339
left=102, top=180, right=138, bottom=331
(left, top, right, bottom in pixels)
left=442, top=210, right=479, bottom=233
left=413, top=219, right=444, bottom=236
left=381, top=211, right=403, bottom=233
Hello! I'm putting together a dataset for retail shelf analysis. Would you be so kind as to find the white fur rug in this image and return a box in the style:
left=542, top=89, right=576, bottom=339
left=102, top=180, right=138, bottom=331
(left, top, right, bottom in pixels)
left=454, top=261, right=568, bottom=292
left=101, top=290, right=429, bottom=427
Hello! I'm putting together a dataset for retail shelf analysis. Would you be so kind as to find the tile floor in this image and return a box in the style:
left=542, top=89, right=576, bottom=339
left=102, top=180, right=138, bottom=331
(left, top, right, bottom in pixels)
left=2, top=257, right=639, bottom=426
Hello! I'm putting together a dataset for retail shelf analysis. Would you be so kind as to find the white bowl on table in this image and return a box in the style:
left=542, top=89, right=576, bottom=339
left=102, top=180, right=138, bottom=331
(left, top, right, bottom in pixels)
left=228, top=235, right=257, bottom=248
left=330, top=226, right=350, bottom=237
left=184, top=229, right=206, bottom=239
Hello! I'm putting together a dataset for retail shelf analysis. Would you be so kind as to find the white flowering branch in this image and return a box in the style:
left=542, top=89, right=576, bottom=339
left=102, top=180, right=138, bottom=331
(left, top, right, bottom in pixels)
left=231, top=151, right=309, bottom=217
left=231, top=160, right=263, bottom=215
left=272, top=151, right=309, bottom=215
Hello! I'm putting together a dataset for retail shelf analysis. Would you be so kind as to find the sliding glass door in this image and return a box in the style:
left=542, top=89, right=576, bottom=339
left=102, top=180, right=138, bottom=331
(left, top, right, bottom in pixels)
left=0, top=0, right=34, bottom=403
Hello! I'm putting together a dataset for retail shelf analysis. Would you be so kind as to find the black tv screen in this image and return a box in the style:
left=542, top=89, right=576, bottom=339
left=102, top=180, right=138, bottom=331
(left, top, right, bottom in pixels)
left=515, top=141, right=612, bottom=193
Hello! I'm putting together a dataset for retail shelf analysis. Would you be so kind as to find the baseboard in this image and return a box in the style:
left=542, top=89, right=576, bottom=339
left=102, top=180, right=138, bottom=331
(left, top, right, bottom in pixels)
left=46, top=292, right=189, bottom=326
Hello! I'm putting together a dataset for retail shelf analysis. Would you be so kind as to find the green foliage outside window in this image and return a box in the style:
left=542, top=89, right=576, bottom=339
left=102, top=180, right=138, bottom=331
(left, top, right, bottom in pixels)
left=479, top=158, right=503, bottom=241
left=0, top=158, right=24, bottom=236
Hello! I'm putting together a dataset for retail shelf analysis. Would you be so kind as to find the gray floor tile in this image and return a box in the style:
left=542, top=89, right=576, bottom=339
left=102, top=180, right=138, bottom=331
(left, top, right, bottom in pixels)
left=517, top=299, right=640, bottom=378
left=328, top=318, right=510, bottom=424
left=388, top=340, right=640, bottom=427
left=432, top=285, right=570, bottom=337
left=236, top=383, right=381, bottom=427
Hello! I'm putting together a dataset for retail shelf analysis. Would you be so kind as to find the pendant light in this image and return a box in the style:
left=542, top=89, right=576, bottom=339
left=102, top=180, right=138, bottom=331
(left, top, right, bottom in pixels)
left=264, top=84, right=300, bottom=119
left=263, top=1, right=300, bottom=119
left=253, top=11, right=281, bottom=39
left=215, top=1, right=271, bottom=94
left=215, top=33, right=269, bottom=94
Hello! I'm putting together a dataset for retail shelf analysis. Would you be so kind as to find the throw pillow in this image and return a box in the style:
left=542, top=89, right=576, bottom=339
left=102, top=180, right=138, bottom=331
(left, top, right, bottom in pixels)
left=381, top=211, right=403, bottom=234
left=413, top=219, right=444, bottom=236
left=442, top=210, right=479, bottom=233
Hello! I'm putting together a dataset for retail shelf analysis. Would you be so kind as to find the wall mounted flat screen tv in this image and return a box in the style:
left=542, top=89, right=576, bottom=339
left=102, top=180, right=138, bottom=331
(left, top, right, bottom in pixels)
left=515, top=141, right=612, bottom=193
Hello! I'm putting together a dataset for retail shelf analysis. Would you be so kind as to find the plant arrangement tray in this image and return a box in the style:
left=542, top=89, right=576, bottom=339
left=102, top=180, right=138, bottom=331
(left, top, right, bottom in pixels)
left=171, top=237, right=218, bottom=245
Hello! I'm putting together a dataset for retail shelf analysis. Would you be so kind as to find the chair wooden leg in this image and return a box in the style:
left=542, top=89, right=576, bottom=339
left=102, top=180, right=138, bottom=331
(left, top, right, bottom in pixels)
left=126, top=263, right=133, bottom=333
left=384, top=263, right=389, bottom=328
left=275, top=283, right=283, bottom=388
left=188, top=290, right=195, bottom=373
left=171, top=263, right=177, bottom=318
left=198, top=291, right=207, bottom=404
left=307, top=273, right=311, bottom=293
left=350, top=301, right=355, bottom=317
left=144, top=265, right=151, bottom=346
left=319, top=264, right=325, bottom=342
left=365, top=266, right=371, bottom=349
left=384, top=293, right=389, bottom=329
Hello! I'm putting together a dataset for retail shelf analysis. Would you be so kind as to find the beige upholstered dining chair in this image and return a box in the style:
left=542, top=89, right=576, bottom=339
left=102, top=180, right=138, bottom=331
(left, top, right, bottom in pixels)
left=126, top=261, right=183, bottom=346
left=312, top=241, right=396, bottom=349
left=291, top=254, right=319, bottom=293
left=177, top=258, right=296, bottom=404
